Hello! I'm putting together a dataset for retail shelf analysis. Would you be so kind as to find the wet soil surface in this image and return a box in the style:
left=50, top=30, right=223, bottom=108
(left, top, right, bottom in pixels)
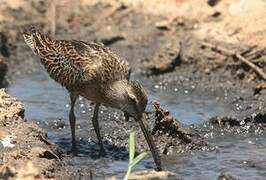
left=1, top=1, right=266, bottom=179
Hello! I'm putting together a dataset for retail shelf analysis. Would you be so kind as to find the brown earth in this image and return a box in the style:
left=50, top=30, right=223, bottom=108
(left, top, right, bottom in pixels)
left=0, top=89, right=68, bottom=179
left=0, top=56, right=7, bottom=87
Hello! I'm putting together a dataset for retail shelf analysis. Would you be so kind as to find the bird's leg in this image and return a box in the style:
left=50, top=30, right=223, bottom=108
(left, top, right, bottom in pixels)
left=124, top=69, right=131, bottom=122
left=136, top=113, right=162, bottom=171
left=92, top=102, right=106, bottom=156
left=124, top=112, right=130, bottom=121
left=69, top=93, right=78, bottom=154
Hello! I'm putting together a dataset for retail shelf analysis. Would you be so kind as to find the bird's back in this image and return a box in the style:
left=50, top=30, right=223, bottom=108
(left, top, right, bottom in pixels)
left=29, top=32, right=130, bottom=91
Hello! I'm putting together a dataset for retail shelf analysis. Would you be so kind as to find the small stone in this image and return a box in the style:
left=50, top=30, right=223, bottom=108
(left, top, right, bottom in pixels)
left=128, top=170, right=175, bottom=180
left=218, top=173, right=239, bottom=180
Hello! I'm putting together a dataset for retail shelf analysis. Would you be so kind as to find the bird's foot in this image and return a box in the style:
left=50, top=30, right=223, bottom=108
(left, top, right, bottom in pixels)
left=99, top=147, right=106, bottom=157
left=67, top=146, right=78, bottom=156
left=124, top=112, right=130, bottom=121
left=155, top=166, right=163, bottom=171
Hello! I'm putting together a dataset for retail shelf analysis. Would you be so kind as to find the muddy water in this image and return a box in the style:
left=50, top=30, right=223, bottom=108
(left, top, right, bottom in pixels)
left=8, top=67, right=266, bottom=179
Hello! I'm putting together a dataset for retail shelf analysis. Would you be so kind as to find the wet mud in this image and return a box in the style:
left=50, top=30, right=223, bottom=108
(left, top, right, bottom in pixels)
left=152, top=101, right=209, bottom=154
left=0, top=56, right=7, bottom=87
left=0, top=0, right=266, bottom=179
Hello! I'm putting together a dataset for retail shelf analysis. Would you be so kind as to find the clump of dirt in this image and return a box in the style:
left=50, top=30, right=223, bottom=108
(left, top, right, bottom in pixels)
left=128, top=170, right=176, bottom=180
left=152, top=101, right=209, bottom=154
left=0, top=56, right=7, bottom=87
left=0, top=89, right=75, bottom=179
left=254, top=82, right=266, bottom=95
left=208, top=111, right=266, bottom=134
left=0, top=32, right=8, bottom=87
left=218, top=173, right=240, bottom=180
left=144, top=42, right=183, bottom=76
left=0, top=32, right=10, bottom=58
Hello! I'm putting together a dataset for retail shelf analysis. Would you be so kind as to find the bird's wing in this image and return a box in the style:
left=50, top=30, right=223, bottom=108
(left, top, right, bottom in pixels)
left=55, top=40, right=130, bottom=85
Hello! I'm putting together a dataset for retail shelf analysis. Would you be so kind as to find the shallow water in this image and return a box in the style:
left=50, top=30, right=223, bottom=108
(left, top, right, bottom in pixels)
left=8, top=68, right=266, bottom=180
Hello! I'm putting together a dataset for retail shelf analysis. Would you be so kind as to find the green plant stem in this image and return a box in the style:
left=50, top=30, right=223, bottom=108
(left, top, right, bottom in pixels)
left=124, top=166, right=132, bottom=180
left=124, top=131, right=147, bottom=180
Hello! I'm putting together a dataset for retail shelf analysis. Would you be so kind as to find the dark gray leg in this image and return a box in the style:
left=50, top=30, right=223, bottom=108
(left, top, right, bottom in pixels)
left=92, top=103, right=106, bottom=156
left=69, top=93, right=78, bottom=154
left=124, top=112, right=130, bottom=121
left=124, top=69, right=131, bottom=121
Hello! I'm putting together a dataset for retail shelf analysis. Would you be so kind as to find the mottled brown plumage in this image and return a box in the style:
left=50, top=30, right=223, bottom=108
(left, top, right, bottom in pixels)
left=23, top=27, right=162, bottom=171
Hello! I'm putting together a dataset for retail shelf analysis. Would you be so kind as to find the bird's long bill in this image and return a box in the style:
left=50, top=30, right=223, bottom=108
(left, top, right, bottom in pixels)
left=136, top=113, right=162, bottom=171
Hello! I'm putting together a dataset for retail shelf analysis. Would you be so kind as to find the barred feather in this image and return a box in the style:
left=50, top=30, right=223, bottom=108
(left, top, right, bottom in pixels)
left=23, top=30, right=130, bottom=92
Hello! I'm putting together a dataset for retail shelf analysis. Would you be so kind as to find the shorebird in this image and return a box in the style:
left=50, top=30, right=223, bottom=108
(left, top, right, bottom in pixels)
left=23, top=27, right=162, bottom=170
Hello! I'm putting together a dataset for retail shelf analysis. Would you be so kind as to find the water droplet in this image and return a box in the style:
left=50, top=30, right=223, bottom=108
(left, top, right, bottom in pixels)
left=247, top=141, right=254, bottom=144
left=240, top=120, right=245, bottom=125
left=154, top=85, right=159, bottom=89
left=251, top=113, right=257, bottom=118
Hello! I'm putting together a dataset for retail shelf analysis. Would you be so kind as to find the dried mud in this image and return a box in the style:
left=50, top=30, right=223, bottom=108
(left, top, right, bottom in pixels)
left=0, top=89, right=67, bottom=179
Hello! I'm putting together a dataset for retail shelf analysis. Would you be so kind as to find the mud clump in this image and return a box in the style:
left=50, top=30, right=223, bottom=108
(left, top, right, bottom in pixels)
left=152, top=101, right=209, bottom=154
left=0, top=89, right=71, bottom=179
left=144, top=42, right=183, bottom=76
left=0, top=56, right=7, bottom=86
left=208, top=111, right=266, bottom=134
left=0, top=32, right=10, bottom=58
left=218, top=173, right=240, bottom=180
left=128, top=170, right=176, bottom=180
left=254, top=82, right=266, bottom=95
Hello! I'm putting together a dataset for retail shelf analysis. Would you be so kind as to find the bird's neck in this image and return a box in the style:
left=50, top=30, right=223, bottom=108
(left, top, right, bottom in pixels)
left=103, top=80, right=130, bottom=110
left=34, top=33, right=55, bottom=57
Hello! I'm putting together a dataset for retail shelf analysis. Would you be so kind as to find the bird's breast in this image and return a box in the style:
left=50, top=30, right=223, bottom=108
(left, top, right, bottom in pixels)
left=75, top=84, right=106, bottom=103
left=74, top=82, right=128, bottom=111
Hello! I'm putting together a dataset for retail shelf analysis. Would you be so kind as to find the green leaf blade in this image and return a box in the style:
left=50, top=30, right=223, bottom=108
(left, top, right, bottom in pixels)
left=129, top=151, right=148, bottom=168
left=129, top=131, right=135, bottom=164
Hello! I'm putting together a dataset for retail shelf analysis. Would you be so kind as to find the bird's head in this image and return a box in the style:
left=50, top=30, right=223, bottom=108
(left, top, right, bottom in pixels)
left=23, top=26, right=40, bottom=54
left=23, top=26, right=51, bottom=55
left=123, top=81, right=162, bottom=171
left=125, top=81, right=148, bottom=120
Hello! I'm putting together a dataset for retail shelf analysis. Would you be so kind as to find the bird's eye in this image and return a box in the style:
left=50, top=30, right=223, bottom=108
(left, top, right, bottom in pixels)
left=129, top=96, right=137, bottom=105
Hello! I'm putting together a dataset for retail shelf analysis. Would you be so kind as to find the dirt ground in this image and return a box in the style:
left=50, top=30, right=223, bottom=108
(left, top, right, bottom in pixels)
left=0, top=0, right=266, bottom=179
left=0, top=89, right=66, bottom=179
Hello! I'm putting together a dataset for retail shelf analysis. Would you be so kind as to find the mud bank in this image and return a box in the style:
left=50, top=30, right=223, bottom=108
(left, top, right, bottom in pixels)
left=0, top=89, right=68, bottom=179
left=0, top=88, right=97, bottom=179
